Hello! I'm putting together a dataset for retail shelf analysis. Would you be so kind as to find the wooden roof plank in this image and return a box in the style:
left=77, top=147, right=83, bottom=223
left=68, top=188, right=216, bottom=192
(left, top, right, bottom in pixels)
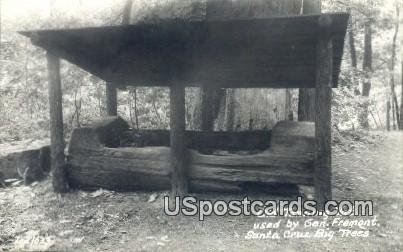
left=19, top=13, right=349, bottom=88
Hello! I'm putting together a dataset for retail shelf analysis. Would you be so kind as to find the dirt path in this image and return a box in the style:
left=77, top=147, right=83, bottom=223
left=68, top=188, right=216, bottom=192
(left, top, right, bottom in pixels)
left=1, top=132, right=402, bottom=251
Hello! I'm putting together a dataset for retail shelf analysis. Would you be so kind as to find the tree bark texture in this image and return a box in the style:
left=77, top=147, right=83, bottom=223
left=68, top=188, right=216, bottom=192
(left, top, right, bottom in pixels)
left=47, top=52, right=69, bottom=193
left=298, top=0, right=321, bottom=121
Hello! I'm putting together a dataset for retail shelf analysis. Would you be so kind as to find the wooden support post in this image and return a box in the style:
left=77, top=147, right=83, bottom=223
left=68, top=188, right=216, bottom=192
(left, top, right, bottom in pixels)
left=169, top=84, right=188, bottom=195
left=106, top=82, right=117, bottom=116
left=314, top=15, right=333, bottom=207
left=47, top=52, right=68, bottom=193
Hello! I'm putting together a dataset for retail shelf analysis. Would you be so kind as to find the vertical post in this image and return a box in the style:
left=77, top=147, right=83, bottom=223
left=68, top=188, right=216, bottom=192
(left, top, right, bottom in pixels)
left=106, top=82, right=117, bottom=116
left=314, top=15, right=333, bottom=207
left=47, top=52, right=68, bottom=193
left=169, top=84, right=188, bottom=195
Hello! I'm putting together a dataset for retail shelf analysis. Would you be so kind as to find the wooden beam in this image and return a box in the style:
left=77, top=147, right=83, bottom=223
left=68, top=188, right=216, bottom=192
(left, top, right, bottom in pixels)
left=106, top=82, right=117, bottom=116
left=21, top=13, right=349, bottom=89
left=314, top=15, right=333, bottom=207
left=47, top=52, right=68, bottom=193
left=169, top=85, right=188, bottom=195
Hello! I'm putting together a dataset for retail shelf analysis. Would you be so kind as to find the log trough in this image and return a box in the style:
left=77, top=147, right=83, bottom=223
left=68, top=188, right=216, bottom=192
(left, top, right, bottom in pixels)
left=20, top=13, right=349, bottom=202
left=67, top=117, right=315, bottom=192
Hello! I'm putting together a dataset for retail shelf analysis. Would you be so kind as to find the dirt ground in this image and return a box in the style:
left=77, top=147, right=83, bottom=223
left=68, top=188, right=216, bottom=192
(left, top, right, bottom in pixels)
left=0, top=131, right=402, bottom=251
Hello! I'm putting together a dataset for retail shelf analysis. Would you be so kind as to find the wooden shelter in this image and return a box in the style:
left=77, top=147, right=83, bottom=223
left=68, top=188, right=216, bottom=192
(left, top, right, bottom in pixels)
left=20, top=13, right=349, bottom=205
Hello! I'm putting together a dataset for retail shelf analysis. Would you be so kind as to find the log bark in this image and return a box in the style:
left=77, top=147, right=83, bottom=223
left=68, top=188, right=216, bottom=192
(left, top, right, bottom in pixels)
left=67, top=147, right=314, bottom=192
left=68, top=116, right=129, bottom=153
left=67, top=120, right=314, bottom=193
left=92, top=116, right=129, bottom=147
left=47, top=52, right=68, bottom=193
left=314, top=15, right=333, bottom=206
left=169, top=85, right=188, bottom=195
left=0, top=144, right=50, bottom=184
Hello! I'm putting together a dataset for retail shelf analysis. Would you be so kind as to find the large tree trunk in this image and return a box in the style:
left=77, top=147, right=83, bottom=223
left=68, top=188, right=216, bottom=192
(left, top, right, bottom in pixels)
left=359, top=19, right=373, bottom=129
left=194, top=0, right=302, bottom=130
left=297, top=0, right=321, bottom=122
left=195, top=1, right=231, bottom=131
left=200, top=87, right=223, bottom=131
left=105, top=0, right=133, bottom=116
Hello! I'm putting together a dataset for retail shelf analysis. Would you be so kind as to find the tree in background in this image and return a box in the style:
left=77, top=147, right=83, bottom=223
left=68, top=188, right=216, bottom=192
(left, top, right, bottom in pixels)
left=359, top=10, right=373, bottom=129
left=388, top=3, right=400, bottom=129
left=324, top=0, right=401, bottom=131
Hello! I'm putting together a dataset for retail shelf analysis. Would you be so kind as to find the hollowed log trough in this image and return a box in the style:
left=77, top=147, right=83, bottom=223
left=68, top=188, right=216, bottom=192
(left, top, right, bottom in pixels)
left=66, top=117, right=315, bottom=192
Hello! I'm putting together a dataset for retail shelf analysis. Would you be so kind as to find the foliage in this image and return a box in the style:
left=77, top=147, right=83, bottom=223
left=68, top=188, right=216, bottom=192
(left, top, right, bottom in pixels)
left=0, top=0, right=401, bottom=143
left=325, top=0, right=402, bottom=130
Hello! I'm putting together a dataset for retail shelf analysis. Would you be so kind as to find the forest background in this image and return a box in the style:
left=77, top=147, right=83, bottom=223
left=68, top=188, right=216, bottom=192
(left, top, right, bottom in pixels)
left=0, top=0, right=401, bottom=143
